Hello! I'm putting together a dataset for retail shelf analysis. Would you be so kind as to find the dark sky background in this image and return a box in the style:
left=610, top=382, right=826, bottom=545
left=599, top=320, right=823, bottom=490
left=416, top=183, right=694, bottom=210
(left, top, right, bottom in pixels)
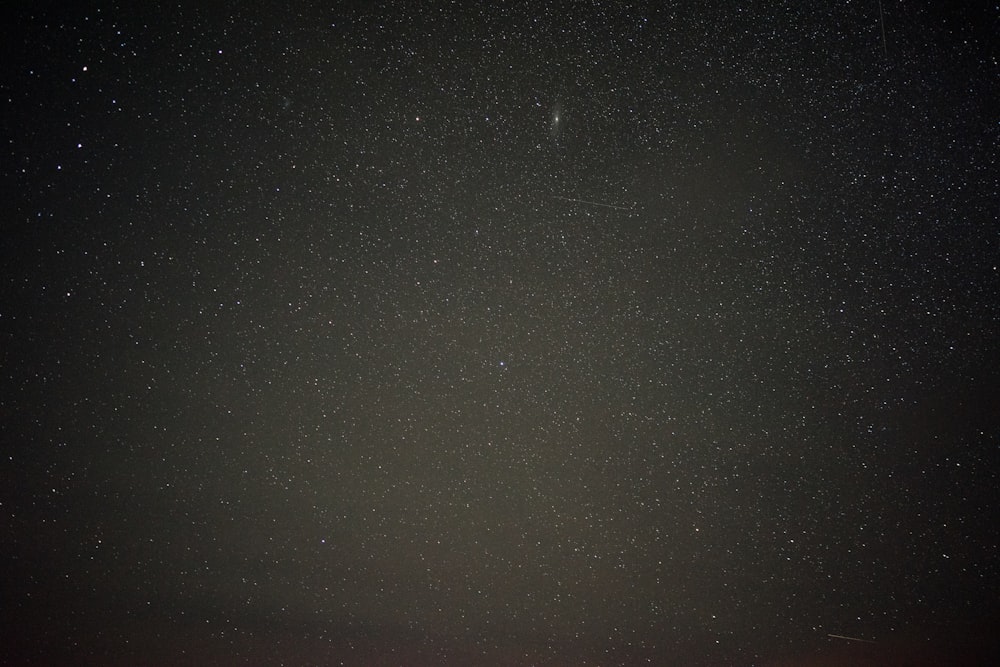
left=2, top=1, right=999, bottom=665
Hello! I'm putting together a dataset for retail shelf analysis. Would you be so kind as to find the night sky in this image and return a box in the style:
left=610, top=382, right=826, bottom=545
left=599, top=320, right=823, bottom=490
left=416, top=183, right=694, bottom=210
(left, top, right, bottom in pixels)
left=2, top=2, right=999, bottom=665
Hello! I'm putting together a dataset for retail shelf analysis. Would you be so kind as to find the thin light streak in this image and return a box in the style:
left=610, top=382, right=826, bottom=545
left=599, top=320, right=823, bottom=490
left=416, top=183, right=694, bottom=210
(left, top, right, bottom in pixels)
left=828, top=633, right=877, bottom=644
left=877, top=0, right=888, bottom=63
left=551, top=195, right=633, bottom=211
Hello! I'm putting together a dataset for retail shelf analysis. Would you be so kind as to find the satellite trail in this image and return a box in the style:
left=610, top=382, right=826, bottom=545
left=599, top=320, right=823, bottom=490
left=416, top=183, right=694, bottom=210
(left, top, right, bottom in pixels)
left=828, top=633, right=876, bottom=644
left=552, top=195, right=633, bottom=211
left=877, top=0, right=888, bottom=64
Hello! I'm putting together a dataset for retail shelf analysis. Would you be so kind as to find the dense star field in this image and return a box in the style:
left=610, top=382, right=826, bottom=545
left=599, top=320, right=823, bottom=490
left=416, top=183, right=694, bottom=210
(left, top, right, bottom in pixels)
left=2, top=2, right=998, bottom=665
